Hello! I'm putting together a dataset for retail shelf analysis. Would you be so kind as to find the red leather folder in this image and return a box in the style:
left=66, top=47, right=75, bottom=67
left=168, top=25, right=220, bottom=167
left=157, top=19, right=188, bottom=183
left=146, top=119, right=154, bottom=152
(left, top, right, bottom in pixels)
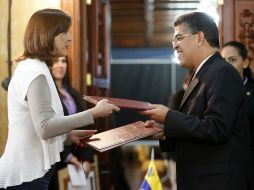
left=82, top=121, right=162, bottom=152
left=83, top=95, right=152, bottom=111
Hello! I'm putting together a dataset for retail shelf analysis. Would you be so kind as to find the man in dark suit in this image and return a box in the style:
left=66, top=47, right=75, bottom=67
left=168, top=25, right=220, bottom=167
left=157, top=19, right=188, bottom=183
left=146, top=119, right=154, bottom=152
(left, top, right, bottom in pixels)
left=141, top=12, right=253, bottom=190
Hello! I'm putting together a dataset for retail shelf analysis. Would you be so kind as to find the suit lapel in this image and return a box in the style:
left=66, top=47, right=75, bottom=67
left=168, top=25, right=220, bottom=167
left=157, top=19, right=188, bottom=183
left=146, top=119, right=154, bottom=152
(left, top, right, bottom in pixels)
left=179, top=52, right=221, bottom=110
left=180, top=77, right=199, bottom=109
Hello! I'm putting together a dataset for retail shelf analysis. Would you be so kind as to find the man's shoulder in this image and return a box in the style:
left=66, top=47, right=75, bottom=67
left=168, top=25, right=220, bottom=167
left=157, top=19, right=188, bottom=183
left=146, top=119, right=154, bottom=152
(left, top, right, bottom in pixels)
left=201, top=56, right=242, bottom=86
left=200, top=52, right=229, bottom=72
left=210, top=56, right=238, bottom=74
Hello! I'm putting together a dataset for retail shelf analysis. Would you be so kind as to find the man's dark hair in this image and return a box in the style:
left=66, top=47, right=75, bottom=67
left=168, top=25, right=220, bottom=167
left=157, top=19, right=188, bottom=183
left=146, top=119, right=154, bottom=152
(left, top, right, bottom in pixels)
left=174, top=12, right=219, bottom=48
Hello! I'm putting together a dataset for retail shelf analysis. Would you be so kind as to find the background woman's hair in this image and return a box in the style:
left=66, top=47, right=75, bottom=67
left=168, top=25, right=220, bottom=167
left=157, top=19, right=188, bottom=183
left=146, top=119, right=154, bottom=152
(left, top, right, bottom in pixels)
left=222, top=41, right=253, bottom=80
left=16, top=9, right=71, bottom=66
left=51, top=56, right=71, bottom=98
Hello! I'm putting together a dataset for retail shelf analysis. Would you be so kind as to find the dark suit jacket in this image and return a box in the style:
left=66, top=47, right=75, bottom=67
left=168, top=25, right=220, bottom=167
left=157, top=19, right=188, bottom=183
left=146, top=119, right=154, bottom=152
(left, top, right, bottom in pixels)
left=160, top=52, right=253, bottom=190
left=245, top=79, right=254, bottom=160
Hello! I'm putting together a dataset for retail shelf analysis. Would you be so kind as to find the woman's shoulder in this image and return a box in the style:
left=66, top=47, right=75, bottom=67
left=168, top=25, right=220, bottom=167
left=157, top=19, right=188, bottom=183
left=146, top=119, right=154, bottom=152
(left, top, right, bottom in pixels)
left=19, top=58, right=43, bottom=64
left=16, top=58, right=47, bottom=72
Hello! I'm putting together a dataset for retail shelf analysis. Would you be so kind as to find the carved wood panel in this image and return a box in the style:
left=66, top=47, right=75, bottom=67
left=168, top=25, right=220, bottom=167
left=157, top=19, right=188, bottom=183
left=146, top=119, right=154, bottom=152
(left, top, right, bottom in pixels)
left=235, top=0, right=254, bottom=69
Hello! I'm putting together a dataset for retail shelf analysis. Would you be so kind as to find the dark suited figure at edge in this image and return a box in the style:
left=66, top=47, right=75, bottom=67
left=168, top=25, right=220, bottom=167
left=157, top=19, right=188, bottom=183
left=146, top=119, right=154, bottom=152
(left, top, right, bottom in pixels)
left=221, top=41, right=254, bottom=163
left=141, top=12, right=254, bottom=190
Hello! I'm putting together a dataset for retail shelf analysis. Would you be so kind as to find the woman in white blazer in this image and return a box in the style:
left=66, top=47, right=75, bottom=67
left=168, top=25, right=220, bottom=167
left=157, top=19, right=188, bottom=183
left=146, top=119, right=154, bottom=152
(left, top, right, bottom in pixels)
left=0, top=9, right=120, bottom=190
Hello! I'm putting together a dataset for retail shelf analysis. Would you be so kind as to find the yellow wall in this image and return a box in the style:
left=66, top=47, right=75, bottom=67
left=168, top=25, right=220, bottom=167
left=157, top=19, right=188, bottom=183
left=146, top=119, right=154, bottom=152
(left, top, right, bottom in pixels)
left=0, top=0, right=9, bottom=156
left=0, top=0, right=60, bottom=155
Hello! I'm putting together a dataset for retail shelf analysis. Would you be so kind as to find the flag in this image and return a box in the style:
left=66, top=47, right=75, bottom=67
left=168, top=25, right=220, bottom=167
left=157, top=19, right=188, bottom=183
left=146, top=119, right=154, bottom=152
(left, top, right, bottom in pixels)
left=139, top=148, right=163, bottom=190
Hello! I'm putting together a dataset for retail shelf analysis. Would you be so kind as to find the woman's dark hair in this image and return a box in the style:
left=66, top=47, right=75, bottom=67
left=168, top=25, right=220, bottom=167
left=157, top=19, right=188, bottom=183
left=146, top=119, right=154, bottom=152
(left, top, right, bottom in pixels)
left=16, top=9, right=71, bottom=66
left=221, top=41, right=253, bottom=79
left=60, top=58, right=71, bottom=97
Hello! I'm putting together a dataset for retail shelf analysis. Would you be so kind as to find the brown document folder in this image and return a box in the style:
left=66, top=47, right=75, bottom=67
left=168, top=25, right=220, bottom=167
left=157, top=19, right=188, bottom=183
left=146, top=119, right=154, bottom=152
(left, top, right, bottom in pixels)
left=83, top=95, right=152, bottom=111
left=82, top=121, right=162, bottom=152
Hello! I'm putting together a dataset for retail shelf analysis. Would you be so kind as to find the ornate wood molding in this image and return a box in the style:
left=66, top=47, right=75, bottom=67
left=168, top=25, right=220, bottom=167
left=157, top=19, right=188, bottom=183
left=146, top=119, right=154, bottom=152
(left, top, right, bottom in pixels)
left=235, top=1, right=254, bottom=68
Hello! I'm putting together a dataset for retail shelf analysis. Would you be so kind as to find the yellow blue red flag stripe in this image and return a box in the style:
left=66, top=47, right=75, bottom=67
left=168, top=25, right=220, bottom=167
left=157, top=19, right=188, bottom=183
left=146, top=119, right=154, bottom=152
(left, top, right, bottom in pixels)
left=139, top=159, right=163, bottom=190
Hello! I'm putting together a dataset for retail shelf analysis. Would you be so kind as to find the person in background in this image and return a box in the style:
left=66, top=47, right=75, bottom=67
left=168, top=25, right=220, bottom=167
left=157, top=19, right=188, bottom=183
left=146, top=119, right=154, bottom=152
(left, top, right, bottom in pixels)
left=0, top=9, right=119, bottom=190
left=162, top=69, right=193, bottom=190
left=221, top=41, right=254, bottom=160
left=50, top=56, right=131, bottom=190
left=48, top=56, right=94, bottom=190
left=141, top=12, right=253, bottom=190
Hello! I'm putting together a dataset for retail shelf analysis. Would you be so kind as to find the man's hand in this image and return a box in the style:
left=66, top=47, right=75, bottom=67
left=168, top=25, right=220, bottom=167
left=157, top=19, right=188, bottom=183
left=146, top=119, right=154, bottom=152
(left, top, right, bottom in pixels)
left=153, top=131, right=165, bottom=140
left=145, top=120, right=165, bottom=140
left=140, top=104, right=169, bottom=124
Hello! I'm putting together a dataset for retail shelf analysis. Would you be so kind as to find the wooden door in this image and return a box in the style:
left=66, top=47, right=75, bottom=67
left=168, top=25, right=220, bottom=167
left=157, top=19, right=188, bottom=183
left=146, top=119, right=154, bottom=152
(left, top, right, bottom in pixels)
left=61, top=0, right=112, bottom=189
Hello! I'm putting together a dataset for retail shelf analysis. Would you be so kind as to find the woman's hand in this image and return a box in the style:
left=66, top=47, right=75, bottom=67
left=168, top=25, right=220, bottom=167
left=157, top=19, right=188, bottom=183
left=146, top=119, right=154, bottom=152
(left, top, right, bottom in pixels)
left=90, top=99, right=120, bottom=119
left=68, top=129, right=97, bottom=146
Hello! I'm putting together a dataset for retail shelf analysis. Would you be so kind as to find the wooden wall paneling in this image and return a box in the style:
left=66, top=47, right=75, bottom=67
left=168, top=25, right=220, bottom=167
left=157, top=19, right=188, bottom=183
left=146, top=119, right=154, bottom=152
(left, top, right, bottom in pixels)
left=97, top=1, right=111, bottom=99
left=98, top=2, right=112, bottom=189
left=145, top=0, right=153, bottom=46
left=234, top=0, right=254, bottom=70
left=152, top=0, right=199, bottom=47
left=80, top=1, right=88, bottom=95
left=111, top=0, right=200, bottom=47
left=222, top=0, right=235, bottom=43
left=61, top=0, right=82, bottom=92
left=87, top=0, right=99, bottom=95
left=101, top=2, right=110, bottom=79
left=61, top=1, right=114, bottom=189
left=111, top=0, right=146, bottom=47
left=222, top=0, right=254, bottom=72
left=86, top=1, right=112, bottom=189
left=153, top=10, right=172, bottom=46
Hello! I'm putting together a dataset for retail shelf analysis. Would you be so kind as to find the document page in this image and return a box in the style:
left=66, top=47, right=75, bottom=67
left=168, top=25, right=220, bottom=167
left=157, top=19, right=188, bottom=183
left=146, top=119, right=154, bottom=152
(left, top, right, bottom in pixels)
left=84, top=121, right=162, bottom=152
left=67, top=164, right=87, bottom=186
left=83, top=95, right=152, bottom=110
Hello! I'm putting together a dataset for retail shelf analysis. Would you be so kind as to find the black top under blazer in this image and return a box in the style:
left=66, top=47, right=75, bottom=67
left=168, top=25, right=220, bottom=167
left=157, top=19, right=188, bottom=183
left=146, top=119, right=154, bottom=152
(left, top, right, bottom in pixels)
left=160, top=52, right=254, bottom=190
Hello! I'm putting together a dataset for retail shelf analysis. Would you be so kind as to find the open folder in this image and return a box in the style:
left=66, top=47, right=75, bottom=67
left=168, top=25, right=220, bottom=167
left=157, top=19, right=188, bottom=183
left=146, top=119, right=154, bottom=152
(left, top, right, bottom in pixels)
left=82, top=121, right=162, bottom=152
left=83, top=95, right=152, bottom=111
